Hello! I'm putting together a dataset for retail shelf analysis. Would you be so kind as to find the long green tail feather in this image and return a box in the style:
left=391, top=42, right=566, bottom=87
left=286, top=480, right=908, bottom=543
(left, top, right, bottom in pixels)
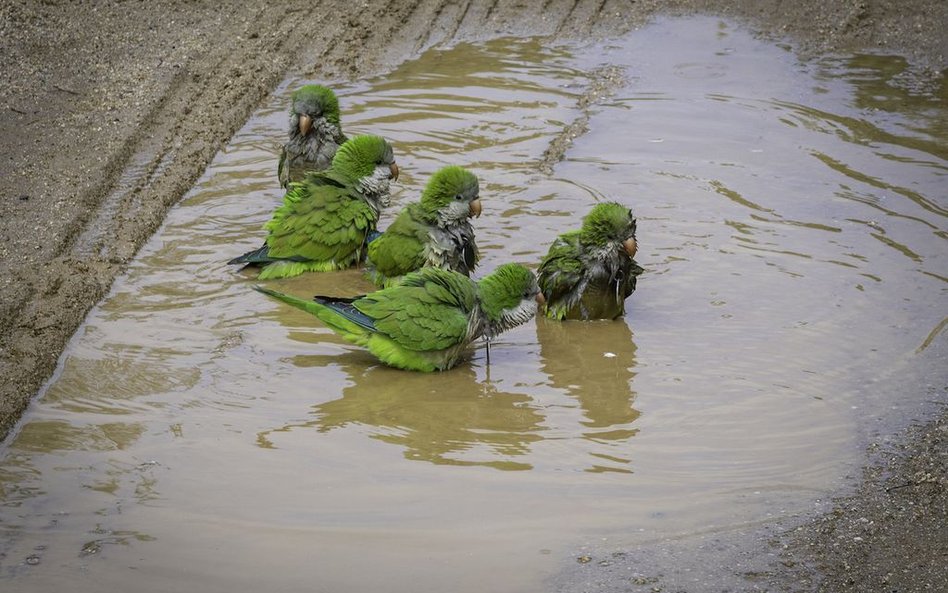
left=253, top=285, right=369, bottom=341
left=253, top=285, right=451, bottom=372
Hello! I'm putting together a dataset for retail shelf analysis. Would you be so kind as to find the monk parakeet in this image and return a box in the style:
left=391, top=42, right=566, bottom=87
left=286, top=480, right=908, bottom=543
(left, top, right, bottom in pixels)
left=537, top=201, right=642, bottom=320
left=366, top=165, right=482, bottom=288
left=254, top=264, right=544, bottom=372
left=229, top=134, right=399, bottom=279
left=278, top=85, right=347, bottom=188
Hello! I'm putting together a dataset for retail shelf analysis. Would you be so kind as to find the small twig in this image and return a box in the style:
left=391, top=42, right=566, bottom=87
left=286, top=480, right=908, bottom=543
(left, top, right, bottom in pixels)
left=53, top=84, right=82, bottom=96
left=9, top=106, right=27, bottom=115
left=885, top=482, right=915, bottom=493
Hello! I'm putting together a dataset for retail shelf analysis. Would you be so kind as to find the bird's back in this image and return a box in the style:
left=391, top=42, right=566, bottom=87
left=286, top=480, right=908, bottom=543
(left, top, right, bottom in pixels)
left=265, top=176, right=378, bottom=266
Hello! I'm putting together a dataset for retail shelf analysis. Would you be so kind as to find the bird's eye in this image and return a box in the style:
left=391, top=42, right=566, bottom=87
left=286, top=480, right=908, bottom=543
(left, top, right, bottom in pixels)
left=455, top=194, right=464, bottom=201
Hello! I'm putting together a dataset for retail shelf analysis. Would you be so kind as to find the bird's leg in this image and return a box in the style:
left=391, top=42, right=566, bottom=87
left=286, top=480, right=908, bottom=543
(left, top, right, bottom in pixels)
left=485, top=336, right=492, bottom=366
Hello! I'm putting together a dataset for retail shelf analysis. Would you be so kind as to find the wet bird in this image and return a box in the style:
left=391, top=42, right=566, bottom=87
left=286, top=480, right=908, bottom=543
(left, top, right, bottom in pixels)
left=254, top=264, right=544, bottom=372
left=229, top=135, right=399, bottom=279
left=278, top=84, right=347, bottom=188
left=537, top=201, right=642, bottom=320
left=366, top=165, right=482, bottom=288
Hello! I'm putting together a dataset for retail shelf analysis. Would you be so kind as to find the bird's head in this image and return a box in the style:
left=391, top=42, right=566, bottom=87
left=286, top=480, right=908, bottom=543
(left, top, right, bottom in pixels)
left=289, top=85, right=342, bottom=138
left=421, top=165, right=482, bottom=223
left=579, top=202, right=637, bottom=258
left=332, top=135, right=399, bottom=202
left=478, top=263, right=544, bottom=333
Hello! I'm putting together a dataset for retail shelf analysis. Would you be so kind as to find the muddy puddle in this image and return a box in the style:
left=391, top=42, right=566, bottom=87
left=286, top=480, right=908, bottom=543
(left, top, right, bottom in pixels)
left=2, top=17, right=945, bottom=593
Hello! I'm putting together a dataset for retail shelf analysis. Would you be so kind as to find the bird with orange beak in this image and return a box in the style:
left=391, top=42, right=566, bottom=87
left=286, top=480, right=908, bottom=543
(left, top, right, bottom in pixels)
left=230, top=135, right=399, bottom=279
left=537, top=201, right=642, bottom=320
left=277, top=85, right=347, bottom=188
left=366, top=165, right=483, bottom=287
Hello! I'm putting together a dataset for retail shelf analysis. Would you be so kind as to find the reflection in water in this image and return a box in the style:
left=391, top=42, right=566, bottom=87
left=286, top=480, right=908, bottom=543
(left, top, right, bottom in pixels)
left=816, top=53, right=948, bottom=123
left=536, top=317, right=640, bottom=473
left=537, top=318, right=639, bottom=432
left=259, top=356, right=544, bottom=471
left=257, top=305, right=641, bottom=474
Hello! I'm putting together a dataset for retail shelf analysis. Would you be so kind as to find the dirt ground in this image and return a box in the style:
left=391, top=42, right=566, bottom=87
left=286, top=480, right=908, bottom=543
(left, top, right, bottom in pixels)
left=1, top=0, right=945, bottom=591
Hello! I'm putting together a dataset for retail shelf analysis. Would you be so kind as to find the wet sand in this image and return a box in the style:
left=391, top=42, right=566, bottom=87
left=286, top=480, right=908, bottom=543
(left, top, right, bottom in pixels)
left=1, top=1, right=945, bottom=591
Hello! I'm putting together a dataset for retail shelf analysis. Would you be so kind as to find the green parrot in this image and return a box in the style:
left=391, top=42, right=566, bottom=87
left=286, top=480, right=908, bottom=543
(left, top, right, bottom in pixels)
left=277, top=85, right=348, bottom=188
left=537, top=201, right=642, bottom=320
left=366, top=165, right=482, bottom=288
left=229, top=134, right=399, bottom=279
left=254, top=263, right=544, bottom=372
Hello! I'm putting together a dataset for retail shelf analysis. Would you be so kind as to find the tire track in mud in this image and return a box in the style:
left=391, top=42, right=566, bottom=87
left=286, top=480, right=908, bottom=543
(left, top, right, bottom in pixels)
left=555, top=0, right=584, bottom=34
left=449, top=0, right=475, bottom=41
left=557, top=0, right=612, bottom=36
left=80, top=6, right=345, bottom=264
left=413, top=0, right=451, bottom=54
left=483, top=0, right=500, bottom=22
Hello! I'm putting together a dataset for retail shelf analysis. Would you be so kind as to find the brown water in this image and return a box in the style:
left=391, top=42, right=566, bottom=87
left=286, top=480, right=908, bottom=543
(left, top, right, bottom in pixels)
left=2, top=18, right=946, bottom=592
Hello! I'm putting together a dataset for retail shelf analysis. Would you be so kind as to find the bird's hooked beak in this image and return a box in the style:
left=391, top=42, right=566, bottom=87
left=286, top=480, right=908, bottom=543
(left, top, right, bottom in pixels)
left=388, top=162, right=399, bottom=181
left=535, top=292, right=546, bottom=306
left=469, top=198, right=482, bottom=218
left=298, top=114, right=312, bottom=136
left=622, top=237, right=638, bottom=258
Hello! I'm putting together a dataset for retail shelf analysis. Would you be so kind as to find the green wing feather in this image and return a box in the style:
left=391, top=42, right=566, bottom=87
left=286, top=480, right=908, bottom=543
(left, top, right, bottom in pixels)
left=299, top=168, right=350, bottom=191
left=355, top=268, right=475, bottom=351
left=366, top=204, right=429, bottom=285
left=537, top=232, right=584, bottom=319
left=264, top=176, right=377, bottom=270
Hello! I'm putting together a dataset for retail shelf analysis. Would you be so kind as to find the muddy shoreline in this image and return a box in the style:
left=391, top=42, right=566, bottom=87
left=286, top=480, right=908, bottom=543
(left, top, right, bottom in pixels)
left=1, top=1, right=945, bottom=591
